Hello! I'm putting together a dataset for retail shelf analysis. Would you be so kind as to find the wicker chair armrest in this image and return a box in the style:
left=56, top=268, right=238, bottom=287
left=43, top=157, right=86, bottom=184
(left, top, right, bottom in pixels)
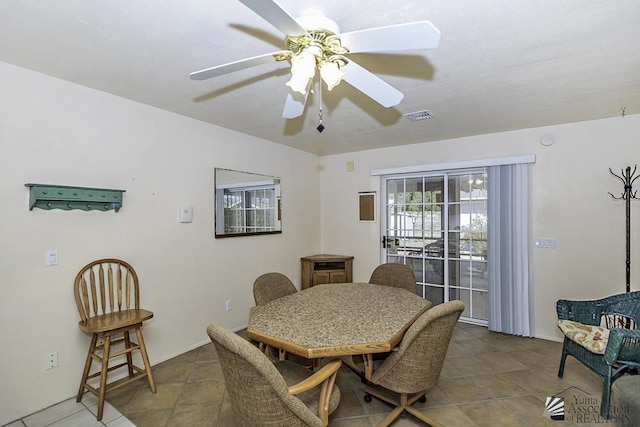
left=603, top=328, right=640, bottom=365
left=556, top=298, right=604, bottom=325
left=289, top=358, right=341, bottom=427
left=288, top=359, right=342, bottom=395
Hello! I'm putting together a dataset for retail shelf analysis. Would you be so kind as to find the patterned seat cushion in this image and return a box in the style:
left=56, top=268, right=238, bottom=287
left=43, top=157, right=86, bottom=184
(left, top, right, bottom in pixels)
left=557, top=320, right=609, bottom=354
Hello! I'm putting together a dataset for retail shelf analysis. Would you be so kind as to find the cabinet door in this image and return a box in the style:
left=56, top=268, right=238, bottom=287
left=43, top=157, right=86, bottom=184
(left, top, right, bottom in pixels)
left=313, top=271, right=331, bottom=286
left=329, top=271, right=347, bottom=284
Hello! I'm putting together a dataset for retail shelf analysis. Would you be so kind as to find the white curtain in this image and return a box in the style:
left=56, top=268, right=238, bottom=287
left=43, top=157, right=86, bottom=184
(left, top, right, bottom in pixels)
left=487, top=163, right=533, bottom=336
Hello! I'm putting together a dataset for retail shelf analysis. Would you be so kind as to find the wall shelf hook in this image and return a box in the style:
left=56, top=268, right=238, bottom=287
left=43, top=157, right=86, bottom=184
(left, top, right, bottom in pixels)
left=24, top=183, right=125, bottom=212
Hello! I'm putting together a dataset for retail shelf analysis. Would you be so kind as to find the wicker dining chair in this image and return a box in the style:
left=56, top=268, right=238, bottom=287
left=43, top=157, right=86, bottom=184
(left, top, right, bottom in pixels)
left=73, top=258, right=156, bottom=421
left=253, top=272, right=297, bottom=306
left=207, top=323, right=342, bottom=427
left=363, top=300, right=465, bottom=427
left=253, top=272, right=298, bottom=360
left=369, top=262, right=417, bottom=294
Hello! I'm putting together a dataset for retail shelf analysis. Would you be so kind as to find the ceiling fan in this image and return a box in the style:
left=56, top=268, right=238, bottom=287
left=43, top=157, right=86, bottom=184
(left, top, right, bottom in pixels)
left=190, top=0, right=441, bottom=120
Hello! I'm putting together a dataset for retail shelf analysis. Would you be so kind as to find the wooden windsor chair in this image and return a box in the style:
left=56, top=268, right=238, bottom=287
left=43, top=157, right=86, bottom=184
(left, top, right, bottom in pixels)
left=73, top=258, right=156, bottom=421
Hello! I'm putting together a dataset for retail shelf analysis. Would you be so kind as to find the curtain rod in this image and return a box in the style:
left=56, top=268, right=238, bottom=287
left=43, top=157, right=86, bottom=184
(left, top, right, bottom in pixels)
left=370, top=154, right=536, bottom=176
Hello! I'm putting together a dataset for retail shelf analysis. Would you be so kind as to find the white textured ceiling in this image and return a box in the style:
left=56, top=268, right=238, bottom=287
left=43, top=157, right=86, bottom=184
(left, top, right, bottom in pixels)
left=1, top=0, right=639, bottom=156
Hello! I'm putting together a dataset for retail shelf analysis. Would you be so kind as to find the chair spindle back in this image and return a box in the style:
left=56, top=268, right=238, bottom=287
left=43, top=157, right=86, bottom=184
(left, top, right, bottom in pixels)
left=74, top=258, right=140, bottom=322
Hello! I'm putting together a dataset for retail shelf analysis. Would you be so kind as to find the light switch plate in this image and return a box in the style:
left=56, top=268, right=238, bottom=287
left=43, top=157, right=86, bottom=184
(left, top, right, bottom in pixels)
left=46, top=249, right=59, bottom=266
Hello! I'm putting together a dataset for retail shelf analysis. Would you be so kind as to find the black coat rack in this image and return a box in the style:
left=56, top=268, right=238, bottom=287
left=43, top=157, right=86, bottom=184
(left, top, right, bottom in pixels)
left=608, top=165, right=639, bottom=293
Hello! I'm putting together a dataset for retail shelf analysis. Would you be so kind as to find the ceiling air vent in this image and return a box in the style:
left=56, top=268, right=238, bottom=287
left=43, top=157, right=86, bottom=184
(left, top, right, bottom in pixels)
left=403, top=110, right=434, bottom=121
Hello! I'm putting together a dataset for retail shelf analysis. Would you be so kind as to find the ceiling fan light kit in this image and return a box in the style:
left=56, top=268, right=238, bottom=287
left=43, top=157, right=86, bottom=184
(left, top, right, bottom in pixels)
left=284, top=41, right=345, bottom=95
left=285, top=48, right=319, bottom=94
left=319, top=60, right=345, bottom=91
left=190, top=0, right=441, bottom=124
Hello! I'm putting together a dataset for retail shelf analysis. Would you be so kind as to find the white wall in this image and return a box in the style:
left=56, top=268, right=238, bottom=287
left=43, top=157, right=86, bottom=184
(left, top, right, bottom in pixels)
left=319, top=114, right=640, bottom=342
left=4, top=57, right=639, bottom=424
left=0, top=62, right=321, bottom=424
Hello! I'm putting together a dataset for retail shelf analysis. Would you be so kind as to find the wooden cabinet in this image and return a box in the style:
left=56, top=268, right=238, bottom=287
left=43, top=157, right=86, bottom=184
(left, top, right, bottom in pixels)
left=301, top=254, right=353, bottom=290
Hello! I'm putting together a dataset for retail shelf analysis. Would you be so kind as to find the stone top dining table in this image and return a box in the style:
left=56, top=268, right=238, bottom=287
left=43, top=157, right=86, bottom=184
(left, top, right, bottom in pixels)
left=247, top=282, right=432, bottom=380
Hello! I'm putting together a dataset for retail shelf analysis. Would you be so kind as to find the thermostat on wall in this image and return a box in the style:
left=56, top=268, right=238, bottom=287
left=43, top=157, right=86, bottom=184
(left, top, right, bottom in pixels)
left=179, top=205, right=193, bottom=223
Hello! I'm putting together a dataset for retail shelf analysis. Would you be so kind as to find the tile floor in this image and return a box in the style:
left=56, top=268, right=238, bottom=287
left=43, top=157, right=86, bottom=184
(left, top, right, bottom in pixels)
left=4, top=391, right=134, bottom=427
left=6, top=322, right=620, bottom=426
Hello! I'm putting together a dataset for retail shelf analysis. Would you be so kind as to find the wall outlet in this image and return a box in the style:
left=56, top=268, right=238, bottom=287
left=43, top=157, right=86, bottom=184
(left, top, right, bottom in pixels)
left=225, top=299, right=232, bottom=311
left=534, top=238, right=557, bottom=249
left=45, top=351, right=58, bottom=370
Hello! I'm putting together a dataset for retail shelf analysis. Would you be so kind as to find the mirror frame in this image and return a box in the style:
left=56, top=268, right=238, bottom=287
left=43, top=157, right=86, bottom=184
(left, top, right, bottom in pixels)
left=214, top=168, right=282, bottom=238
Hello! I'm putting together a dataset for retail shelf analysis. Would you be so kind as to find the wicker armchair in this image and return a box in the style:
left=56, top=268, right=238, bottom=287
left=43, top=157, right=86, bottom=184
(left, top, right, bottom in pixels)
left=207, top=323, right=341, bottom=427
left=363, top=300, right=464, bottom=427
left=556, top=291, right=640, bottom=418
left=369, top=263, right=417, bottom=294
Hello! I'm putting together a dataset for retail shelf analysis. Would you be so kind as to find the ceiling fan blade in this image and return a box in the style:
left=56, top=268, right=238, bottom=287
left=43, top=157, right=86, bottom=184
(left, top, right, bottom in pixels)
left=341, top=60, right=404, bottom=108
left=340, top=21, right=441, bottom=53
left=239, top=0, right=308, bottom=36
left=190, top=51, right=284, bottom=80
left=282, top=87, right=309, bottom=119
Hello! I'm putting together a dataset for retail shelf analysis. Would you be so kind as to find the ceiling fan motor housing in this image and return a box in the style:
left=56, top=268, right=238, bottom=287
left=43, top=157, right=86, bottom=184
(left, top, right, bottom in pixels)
left=295, top=9, right=341, bottom=34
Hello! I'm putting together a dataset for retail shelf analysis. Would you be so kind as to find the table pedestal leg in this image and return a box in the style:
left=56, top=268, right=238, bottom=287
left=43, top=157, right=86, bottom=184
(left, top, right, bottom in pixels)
left=362, top=354, right=373, bottom=380
left=340, top=354, right=374, bottom=382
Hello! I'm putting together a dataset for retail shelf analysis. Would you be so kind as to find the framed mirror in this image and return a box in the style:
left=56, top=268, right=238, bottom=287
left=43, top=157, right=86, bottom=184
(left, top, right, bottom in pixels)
left=214, top=168, right=282, bottom=238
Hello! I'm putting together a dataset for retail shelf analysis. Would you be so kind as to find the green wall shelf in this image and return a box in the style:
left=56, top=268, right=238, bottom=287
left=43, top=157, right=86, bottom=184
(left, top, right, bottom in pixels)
left=25, top=183, right=125, bottom=212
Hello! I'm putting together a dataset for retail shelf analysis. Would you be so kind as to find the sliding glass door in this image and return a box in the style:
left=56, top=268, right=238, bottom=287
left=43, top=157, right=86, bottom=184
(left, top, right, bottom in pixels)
left=382, top=170, right=488, bottom=324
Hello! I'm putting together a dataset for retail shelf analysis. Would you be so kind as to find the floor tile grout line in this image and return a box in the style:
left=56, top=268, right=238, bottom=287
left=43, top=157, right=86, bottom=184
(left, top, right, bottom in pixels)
left=164, top=346, right=201, bottom=427
left=14, top=324, right=604, bottom=426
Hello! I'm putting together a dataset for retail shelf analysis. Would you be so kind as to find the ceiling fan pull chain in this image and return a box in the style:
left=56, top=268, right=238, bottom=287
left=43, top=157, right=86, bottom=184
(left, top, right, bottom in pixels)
left=317, top=107, right=324, bottom=133
left=317, top=74, right=325, bottom=133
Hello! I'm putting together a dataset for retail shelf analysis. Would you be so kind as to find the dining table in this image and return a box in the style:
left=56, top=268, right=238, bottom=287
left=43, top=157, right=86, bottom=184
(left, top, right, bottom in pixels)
left=247, top=282, right=432, bottom=380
